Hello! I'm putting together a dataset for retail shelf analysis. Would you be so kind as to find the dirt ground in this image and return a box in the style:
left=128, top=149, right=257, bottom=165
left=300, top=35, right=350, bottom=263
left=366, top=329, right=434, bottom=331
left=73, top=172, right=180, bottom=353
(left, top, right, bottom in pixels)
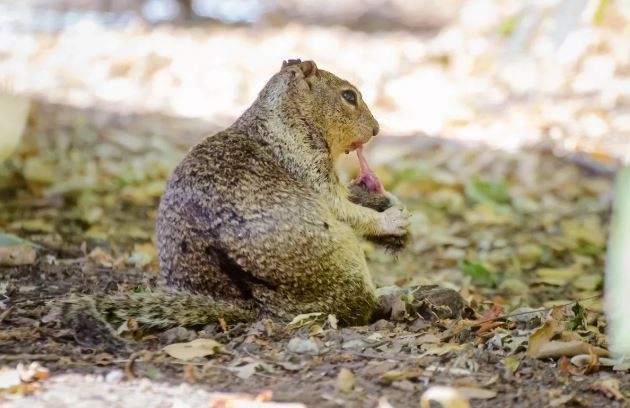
left=0, top=101, right=628, bottom=407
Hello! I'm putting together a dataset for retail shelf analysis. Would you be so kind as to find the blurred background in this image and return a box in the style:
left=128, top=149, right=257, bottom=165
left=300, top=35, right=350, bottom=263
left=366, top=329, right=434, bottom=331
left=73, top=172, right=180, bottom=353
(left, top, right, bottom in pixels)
left=0, top=0, right=629, bottom=161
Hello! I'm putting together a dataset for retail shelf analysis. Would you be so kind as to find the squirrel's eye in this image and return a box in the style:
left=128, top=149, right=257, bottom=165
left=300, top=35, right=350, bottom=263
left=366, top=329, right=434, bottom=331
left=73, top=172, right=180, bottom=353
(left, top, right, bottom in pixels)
left=341, top=90, right=357, bottom=105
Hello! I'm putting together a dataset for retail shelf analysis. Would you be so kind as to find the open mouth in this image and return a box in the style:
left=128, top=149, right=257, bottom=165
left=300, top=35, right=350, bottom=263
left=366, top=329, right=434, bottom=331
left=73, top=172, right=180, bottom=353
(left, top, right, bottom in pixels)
left=350, top=144, right=383, bottom=194
left=344, top=141, right=364, bottom=155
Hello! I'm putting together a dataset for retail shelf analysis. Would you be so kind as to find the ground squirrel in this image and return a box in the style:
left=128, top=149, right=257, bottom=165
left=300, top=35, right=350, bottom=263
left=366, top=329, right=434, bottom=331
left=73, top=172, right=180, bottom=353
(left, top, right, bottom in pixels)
left=60, top=60, right=463, bottom=344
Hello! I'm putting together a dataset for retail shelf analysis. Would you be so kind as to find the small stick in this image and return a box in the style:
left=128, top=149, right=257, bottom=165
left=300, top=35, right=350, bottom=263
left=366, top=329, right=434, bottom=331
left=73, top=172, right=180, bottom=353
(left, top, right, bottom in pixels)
left=472, top=294, right=602, bottom=326
left=0, top=354, right=61, bottom=362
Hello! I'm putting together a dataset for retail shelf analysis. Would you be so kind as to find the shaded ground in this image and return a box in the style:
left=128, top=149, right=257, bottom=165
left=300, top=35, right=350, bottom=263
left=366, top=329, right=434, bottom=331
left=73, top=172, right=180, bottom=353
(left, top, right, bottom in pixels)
left=0, top=101, right=628, bottom=407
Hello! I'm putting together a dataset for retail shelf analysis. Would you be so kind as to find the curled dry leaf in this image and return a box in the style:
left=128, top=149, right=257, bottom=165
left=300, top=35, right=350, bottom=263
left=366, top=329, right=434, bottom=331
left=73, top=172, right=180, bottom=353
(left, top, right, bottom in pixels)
left=286, top=312, right=323, bottom=329
left=527, top=319, right=607, bottom=359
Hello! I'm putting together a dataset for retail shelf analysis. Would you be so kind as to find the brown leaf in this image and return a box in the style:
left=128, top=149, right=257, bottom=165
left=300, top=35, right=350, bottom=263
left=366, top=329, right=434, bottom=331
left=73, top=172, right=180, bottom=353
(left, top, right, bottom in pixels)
left=379, top=369, right=427, bottom=384
left=558, top=356, right=577, bottom=374
left=0, top=245, right=36, bottom=266
left=163, top=338, right=224, bottom=360
left=527, top=321, right=560, bottom=358
left=531, top=340, right=608, bottom=359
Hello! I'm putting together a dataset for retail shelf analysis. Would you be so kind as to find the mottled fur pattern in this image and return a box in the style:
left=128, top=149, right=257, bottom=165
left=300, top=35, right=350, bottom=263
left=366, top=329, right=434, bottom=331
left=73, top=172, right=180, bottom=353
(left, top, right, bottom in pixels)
left=62, top=60, right=412, bottom=337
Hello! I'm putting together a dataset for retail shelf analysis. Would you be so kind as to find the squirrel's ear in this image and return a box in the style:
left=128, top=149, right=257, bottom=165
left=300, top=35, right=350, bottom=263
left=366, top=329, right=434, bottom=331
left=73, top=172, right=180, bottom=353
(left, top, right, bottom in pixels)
left=298, top=60, right=318, bottom=78
left=281, top=58, right=302, bottom=69
left=281, top=59, right=318, bottom=79
left=282, top=59, right=318, bottom=91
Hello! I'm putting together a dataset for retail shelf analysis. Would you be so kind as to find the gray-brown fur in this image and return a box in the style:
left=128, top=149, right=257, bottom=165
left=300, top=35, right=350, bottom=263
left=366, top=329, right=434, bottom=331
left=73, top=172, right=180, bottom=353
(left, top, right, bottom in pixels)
left=156, top=60, right=398, bottom=326
left=62, top=60, right=417, bottom=338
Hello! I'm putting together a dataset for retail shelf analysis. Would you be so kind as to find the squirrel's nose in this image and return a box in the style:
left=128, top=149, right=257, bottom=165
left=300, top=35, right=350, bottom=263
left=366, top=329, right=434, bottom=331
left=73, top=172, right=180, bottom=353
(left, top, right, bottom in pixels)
left=372, top=123, right=380, bottom=136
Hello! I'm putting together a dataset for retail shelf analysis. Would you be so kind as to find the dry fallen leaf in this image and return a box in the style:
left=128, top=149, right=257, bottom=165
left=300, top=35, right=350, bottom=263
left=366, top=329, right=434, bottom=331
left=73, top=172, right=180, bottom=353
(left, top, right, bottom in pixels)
left=456, top=387, right=497, bottom=400
left=549, top=393, right=575, bottom=407
left=162, top=338, right=224, bottom=360
left=286, top=337, right=320, bottom=355
left=530, top=340, right=607, bottom=359
left=286, top=312, right=323, bottom=329
left=87, top=247, right=116, bottom=267
left=379, top=370, right=427, bottom=384
left=590, top=378, right=624, bottom=401
left=420, top=386, right=471, bottom=408
left=327, top=314, right=338, bottom=330
left=336, top=368, right=355, bottom=393
left=558, top=356, right=578, bottom=374
left=0, top=245, right=36, bottom=266
left=420, top=343, right=466, bottom=357
left=229, top=360, right=274, bottom=380
left=536, top=264, right=583, bottom=286
left=503, top=355, right=521, bottom=375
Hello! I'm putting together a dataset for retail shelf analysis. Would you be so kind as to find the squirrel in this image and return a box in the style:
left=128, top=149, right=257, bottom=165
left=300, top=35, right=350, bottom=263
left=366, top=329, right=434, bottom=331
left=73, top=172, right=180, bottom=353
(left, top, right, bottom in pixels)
left=59, top=60, right=463, bottom=346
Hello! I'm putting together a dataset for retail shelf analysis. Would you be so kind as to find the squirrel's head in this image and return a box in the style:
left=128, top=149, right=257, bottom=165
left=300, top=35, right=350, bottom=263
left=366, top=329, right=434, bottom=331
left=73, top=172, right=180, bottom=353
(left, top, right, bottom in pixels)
left=269, top=59, right=380, bottom=159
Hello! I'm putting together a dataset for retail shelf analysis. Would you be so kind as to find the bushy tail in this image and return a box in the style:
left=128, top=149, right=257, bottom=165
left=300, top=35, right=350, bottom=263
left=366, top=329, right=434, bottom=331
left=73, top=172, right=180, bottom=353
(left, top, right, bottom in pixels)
left=90, top=291, right=257, bottom=328
left=52, top=291, right=257, bottom=352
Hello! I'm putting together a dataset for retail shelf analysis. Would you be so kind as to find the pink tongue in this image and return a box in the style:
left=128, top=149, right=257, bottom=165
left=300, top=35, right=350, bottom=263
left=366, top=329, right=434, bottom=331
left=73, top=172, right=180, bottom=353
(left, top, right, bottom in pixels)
left=352, top=145, right=384, bottom=193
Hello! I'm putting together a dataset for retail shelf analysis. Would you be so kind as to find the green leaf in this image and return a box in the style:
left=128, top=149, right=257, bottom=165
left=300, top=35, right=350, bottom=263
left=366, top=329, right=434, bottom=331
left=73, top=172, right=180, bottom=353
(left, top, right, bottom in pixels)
left=0, top=232, right=39, bottom=248
left=460, top=260, right=497, bottom=287
left=465, top=178, right=510, bottom=205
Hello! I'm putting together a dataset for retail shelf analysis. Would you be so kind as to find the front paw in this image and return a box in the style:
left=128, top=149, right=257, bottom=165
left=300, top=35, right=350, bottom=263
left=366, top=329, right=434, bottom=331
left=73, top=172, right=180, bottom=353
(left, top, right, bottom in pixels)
left=383, top=191, right=402, bottom=206
left=379, top=203, right=411, bottom=237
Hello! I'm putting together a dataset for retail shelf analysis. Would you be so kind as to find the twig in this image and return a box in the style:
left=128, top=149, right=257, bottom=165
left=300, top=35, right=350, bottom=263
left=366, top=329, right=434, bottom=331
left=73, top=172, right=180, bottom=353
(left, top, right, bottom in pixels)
left=0, top=306, right=13, bottom=323
left=472, top=294, right=602, bottom=326
left=112, top=357, right=282, bottom=380
left=0, top=354, right=61, bottom=361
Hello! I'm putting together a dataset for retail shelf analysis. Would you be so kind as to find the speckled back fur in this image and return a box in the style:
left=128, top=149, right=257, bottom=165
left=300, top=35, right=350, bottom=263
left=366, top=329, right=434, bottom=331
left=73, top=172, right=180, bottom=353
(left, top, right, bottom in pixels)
left=156, top=60, right=383, bottom=325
